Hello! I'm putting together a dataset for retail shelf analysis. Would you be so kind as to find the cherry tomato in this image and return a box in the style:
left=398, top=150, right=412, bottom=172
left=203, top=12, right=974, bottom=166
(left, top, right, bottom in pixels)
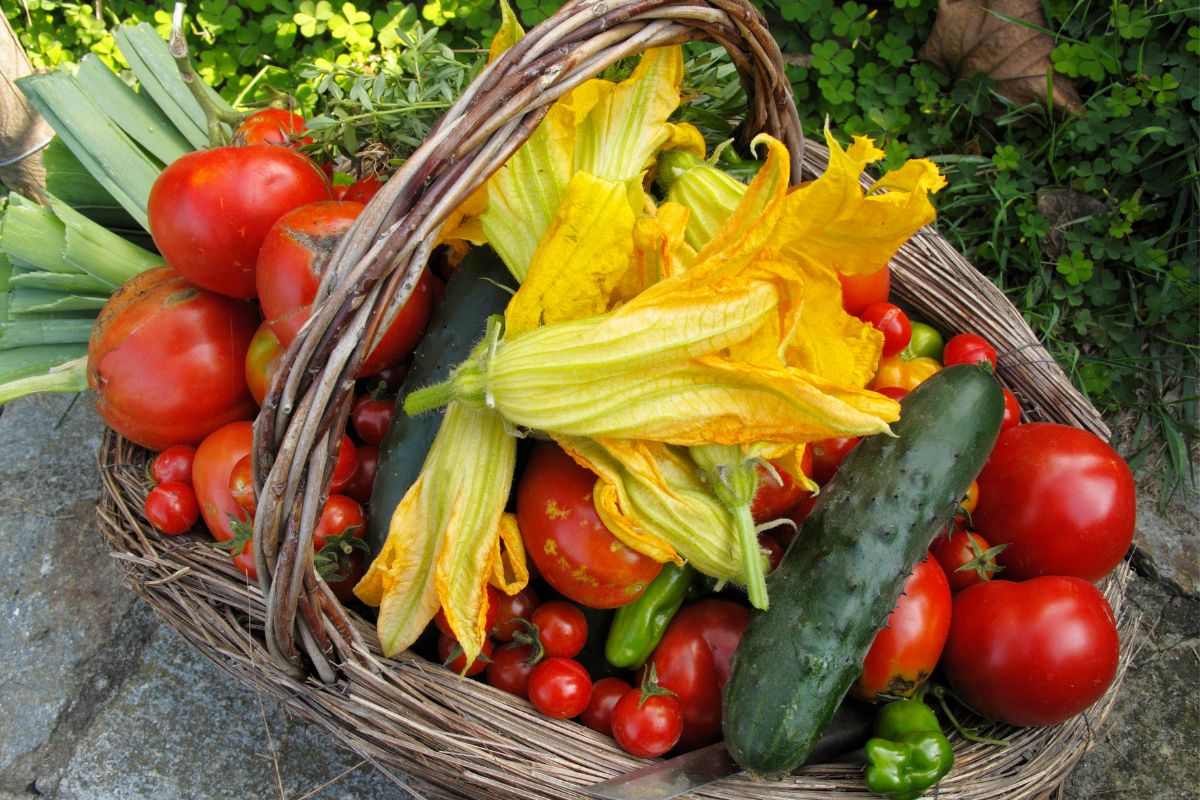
left=531, top=600, right=589, bottom=659
left=491, top=586, right=540, bottom=641
left=342, top=444, right=378, bottom=505
left=149, top=444, right=196, bottom=486
left=932, top=528, right=1007, bottom=592
left=872, top=355, right=942, bottom=393
left=527, top=657, right=592, bottom=719
left=312, top=494, right=369, bottom=602
left=851, top=554, right=951, bottom=701
left=942, top=332, right=997, bottom=370
left=228, top=454, right=257, bottom=518
left=1000, top=387, right=1021, bottom=432
left=838, top=267, right=890, bottom=316
left=144, top=482, right=199, bottom=535
left=148, top=145, right=331, bottom=299
left=899, top=320, right=944, bottom=362
left=487, top=644, right=537, bottom=698
left=438, top=633, right=494, bottom=677
left=858, top=302, right=912, bottom=357
left=750, top=453, right=812, bottom=522
left=809, top=437, right=861, bottom=486
left=352, top=394, right=394, bottom=447
left=974, top=423, right=1135, bottom=583
left=88, top=267, right=259, bottom=451
left=193, top=421, right=257, bottom=579
left=244, top=322, right=285, bottom=408
left=580, top=676, right=633, bottom=736
left=611, top=688, right=684, bottom=758
left=876, top=385, right=908, bottom=401
left=312, top=494, right=366, bottom=551
left=942, top=576, right=1119, bottom=726
left=233, top=108, right=309, bottom=147
left=329, top=434, right=358, bottom=494
left=646, top=599, right=750, bottom=750
left=516, top=442, right=662, bottom=608
left=343, top=172, right=386, bottom=204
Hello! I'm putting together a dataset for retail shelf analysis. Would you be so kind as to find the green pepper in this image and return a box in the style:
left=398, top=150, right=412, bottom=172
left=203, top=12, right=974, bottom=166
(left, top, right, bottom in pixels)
left=604, top=562, right=694, bottom=668
left=900, top=321, right=944, bottom=362
left=864, top=696, right=954, bottom=800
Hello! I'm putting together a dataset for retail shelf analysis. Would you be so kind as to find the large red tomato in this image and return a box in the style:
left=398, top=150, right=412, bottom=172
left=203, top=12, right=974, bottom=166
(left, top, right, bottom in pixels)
left=851, top=554, right=951, bottom=701
left=193, top=421, right=257, bottom=579
left=88, top=267, right=259, bottom=450
left=973, top=423, right=1135, bottom=583
left=256, top=200, right=435, bottom=376
left=147, top=144, right=331, bottom=299
left=941, top=576, right=1119, bottom=726
left=516, top=442, right=662, bottom=608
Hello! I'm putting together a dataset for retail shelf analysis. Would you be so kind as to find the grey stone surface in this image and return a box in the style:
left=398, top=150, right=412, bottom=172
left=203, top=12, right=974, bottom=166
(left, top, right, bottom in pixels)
left=0, top=392, right=1196, bottom=799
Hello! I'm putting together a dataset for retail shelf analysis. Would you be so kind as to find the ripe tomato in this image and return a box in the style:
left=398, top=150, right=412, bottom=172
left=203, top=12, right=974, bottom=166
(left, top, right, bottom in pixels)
left=487, top=644, right=537, bottom=698
left=438, top=633, right=494, bottom=677
left=193, top=421, right=256, bottom=579
left=932, top=528, right=1006, bottom=592
left=809, top=437, right=860, bottom=486
left=942, top=332, right=997, bottom=370
left=611, top=688, right=684, bottom=758
left=527, top=657, right=592, bottom=719
left=580, top=676, right=633, bottom=736
left=646, top=598, right=750, bottom=750
left=244, top=322, right=285, bottom=408
left=148, top=145, right=331, bottom=299
left=1000, top=387, right=1021, bottom=432
left=341, top=444, right=378, bottom=506
left=531, top=600, right=588, bottom=659
left=329, top=434, right=358, bottom=494
left=516, top=442, right=662, bottom=608
left=838, top=267, right=890, bottom=316
left=342, top=172, right=386, bottom=204
left=974, top=423, right=1135, bottom=583
left=351, top=394, right=394, bottom=446
left=88, top=267, right=259, bottom=450
left=750, top=453, right=812, bottom=522
left=851, top=554, right=951, bottom=701
left=228, top=454, right=257, bottom=518
left=313, top=494, right=366, bottom=550
left=144, top=482, right=199, bottom=535
left=491, top=585, right=540, bottom=641
left=858, top=302, right=912, bottom=357
left=942, top=576, right=1119, bottom=726
left=233, top=108, right=309, bottom=147
left=149, top=444, right=196, bottom=486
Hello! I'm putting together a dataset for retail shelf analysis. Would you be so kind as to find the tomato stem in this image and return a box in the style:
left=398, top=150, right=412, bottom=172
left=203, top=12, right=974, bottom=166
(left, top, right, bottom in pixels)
left=167, top=3, right=244, bottom=147
left=928, top=684, right=1011, bottom=747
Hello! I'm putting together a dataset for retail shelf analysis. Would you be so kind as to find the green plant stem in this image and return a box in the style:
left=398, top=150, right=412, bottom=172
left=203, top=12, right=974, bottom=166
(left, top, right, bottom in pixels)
left=0, top=356, right=87, bottom=405
left=167, top=5, right=242, bottom=146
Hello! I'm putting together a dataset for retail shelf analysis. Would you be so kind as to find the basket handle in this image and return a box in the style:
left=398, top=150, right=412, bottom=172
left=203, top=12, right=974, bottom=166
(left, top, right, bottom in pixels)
left=251, top=0, right=804, bottom=679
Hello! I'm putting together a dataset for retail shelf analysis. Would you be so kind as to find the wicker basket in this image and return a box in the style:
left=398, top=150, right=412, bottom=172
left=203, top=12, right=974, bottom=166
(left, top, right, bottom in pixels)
left=96, top=0, right=1137, bottom=797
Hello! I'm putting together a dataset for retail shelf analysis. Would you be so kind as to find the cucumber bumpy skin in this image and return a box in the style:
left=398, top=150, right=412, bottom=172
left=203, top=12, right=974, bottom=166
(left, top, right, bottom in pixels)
left=722, top=364, right=1004, bottom=776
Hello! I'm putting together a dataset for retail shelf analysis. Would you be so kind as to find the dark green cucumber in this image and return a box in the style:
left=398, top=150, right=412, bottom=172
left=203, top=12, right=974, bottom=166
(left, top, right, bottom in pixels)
left=366, top=249, right=514, bottom=557
left=722, top=364, right=1004, bottom=775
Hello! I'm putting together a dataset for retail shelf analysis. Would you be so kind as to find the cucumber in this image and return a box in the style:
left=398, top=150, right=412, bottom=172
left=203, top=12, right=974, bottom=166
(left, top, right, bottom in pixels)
left=722, top=364, right=1004, bottom=775
left=366, top=249, right=514, bottom=557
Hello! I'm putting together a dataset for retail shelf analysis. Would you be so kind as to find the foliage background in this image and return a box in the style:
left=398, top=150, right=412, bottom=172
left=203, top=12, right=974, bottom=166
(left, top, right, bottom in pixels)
left=7, top=0, right=1198, bottom=490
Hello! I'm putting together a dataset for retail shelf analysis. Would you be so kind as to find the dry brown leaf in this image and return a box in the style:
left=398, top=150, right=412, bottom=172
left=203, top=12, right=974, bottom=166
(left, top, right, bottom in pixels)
left=918, top=0, right=1084, bottom=114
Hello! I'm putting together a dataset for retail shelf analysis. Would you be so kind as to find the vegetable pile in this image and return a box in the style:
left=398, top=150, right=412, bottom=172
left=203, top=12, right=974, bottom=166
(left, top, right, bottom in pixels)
left=2, top=10, right=1135, bottom=799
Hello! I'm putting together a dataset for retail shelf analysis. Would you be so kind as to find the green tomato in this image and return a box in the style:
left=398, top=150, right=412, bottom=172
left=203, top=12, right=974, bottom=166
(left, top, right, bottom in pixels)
left=901, top=321, right=944, bottom=362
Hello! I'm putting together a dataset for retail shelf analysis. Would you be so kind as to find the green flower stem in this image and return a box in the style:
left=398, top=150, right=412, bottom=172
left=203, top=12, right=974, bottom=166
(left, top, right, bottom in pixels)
left=692, top=444, right=768, bottom=610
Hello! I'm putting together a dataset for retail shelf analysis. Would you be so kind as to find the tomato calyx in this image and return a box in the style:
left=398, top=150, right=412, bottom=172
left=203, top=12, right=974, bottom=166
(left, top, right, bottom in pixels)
left=314, top=527, right=370, bottom=582
left=508, top=617, right=548, bottom=666
left=440, top=640, right=494, bottom=671
left=953, top=535, right=1009, bottom=583
left=636, top=664, right=677, bottom=710
left=925, top=684, right=1011, bottom=747
left=210, top=511, right=254, bottom=556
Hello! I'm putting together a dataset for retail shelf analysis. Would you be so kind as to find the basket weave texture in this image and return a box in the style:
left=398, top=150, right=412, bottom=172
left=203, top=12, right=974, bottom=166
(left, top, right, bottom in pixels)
left=97, top=0, right=1132, bottom=797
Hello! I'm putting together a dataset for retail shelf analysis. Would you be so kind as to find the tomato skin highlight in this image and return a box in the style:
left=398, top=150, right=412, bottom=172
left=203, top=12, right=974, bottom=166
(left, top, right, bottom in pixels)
left=148, top=145, right=331, bottom=299
left=88, top=267, right=259, bottom=450
left=974, top=422, right=1136, bottom=583
left=942, top=576, right=1119, bottom=726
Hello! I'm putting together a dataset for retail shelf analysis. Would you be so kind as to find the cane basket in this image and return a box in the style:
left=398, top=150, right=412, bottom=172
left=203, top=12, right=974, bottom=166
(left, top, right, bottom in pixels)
left=96, top=0, right=1138, bottom=797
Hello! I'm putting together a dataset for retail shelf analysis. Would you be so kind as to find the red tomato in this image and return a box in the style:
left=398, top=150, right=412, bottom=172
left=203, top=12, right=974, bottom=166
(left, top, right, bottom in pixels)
left=351, top=394, right=394, bottom=446
left=838, top=267, right=890, bottom=316
left=858, top=302, right=913, bottom=357
left=809, top=437, right=860, bottom=486
left=244, top=322, right=285, bottom=408
left=942, top=332, right=997, bottom=370
left=193, top=421, right=257, bottom=579
left=516, top=442, right=662, bottom=608
left=148, top=145, right=331, bottom=299
left=646, top=599, right=750, bottom=750
left=487, top=644, right=537, bottom=698
left=144, top=482, right=199, bottom=535
left=343, top=172, right=386, bottom=204
left=580, top=676, right=633, bottom=736
left=329, top=434, right=358, bottom=494
left=750, top=453, right=812, bottom=522
left=758, top=533, right=784, bottom=573
left=942, top=576, right=1119, bottom=726
left=438, top=634, right=494, bottom=677
left=876, top=385, right=909, bottom=401
left=313, top=494, right=366, bottom=551
left=851, top=554, right=951, bottom=701
left=611, top=688, right=684, bottom=758
left=228, top=454, right=257, bottom=518
left=233, top=109, right=309, bottom=147
left=149, top=444, right=196, bottom=486
left=974, top=422, right=1135, bottom=583
left=491, top=586, right=540, bottom=641
left=531, top=600, right=589, bottom=659
left=527, top=657, right=592, bottom=719
left=932, top=528, right=1006, bottom=592
left=342, top=444, right=378, bottom=505
left=1000, top=387, right=1021, bottom=432
left=88, top=267, right=259, bottom=451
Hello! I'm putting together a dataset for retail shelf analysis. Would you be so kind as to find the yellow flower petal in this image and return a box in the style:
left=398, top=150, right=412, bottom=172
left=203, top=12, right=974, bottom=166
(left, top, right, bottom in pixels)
left=489, top=512, right=529, bottom=595
left=487, top=0, right=524, bottom=64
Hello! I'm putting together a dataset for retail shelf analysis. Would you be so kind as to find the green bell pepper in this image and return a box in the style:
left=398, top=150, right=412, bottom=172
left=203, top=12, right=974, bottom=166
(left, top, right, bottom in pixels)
left=604, top=562, right=694, bottom=668
left=864, top=696, right=954, bottom=800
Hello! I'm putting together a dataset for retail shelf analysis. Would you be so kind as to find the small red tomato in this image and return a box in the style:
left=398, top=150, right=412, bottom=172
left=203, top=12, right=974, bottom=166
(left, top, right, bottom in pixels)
left=233, top=108, right=309, bottom=147
left=150, top=444, right=197, bottom=486
left=343, top=172, right=386, bottom=204
left=750, top=455, right=812, bottom=522
left=244, top=322, right=285, bottom=408
left=858, top=302, right=913, bottom=357
left=313, top=494, right=366, bottom=551
left=438, top=634, right=494, bottom=677
left=876, top=385, right=909, bottom=401
left=531, top=600, right=589, bottom=659
left=611, top=687, right=684, bottom=758
left=228, top=453, right=257, bottom=518
left=932, top=528, right=1007, bottom=592
left=145, top=482, right=200, bottom=535
left=851, top=554, right=952, bottom=701
left=809, top=437, right=860, bottom=486
left=342, top=444, right=378, bottom=505
left=942, top=333, right=998, bottom=370
left=581, top=676, right=633, bottom=736
left=527, top=657, right=592, bottom=719
left=492, top=586, right=540, bottom=642
left=487, top=644, right=537, bottom=698
left=352, top=394, right=394, bottom=447
left=329, top=434, right=358, bottom=494
left=838, top=267, right=890, bottom=316
left=1000, top=387, right=1021, bottom=432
